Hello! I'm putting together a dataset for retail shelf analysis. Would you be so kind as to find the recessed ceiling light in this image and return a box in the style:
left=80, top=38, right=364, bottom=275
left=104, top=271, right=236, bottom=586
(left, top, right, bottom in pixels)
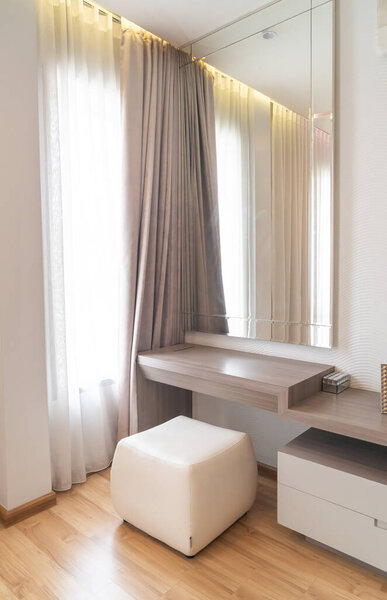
left=262, top=30, right=277, bottom=40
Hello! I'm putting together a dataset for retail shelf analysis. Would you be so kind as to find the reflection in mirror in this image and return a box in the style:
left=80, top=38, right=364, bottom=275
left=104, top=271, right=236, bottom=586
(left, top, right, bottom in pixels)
left=184, top=0, right=334, bottom=348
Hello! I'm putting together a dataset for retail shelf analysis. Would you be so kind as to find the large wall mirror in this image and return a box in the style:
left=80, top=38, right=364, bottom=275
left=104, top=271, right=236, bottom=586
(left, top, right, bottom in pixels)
left=184, top=0, right=334, bottom=348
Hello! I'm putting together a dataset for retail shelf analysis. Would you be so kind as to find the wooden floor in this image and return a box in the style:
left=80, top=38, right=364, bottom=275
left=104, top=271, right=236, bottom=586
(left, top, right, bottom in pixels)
left=0, top=470, right=386, bottom=599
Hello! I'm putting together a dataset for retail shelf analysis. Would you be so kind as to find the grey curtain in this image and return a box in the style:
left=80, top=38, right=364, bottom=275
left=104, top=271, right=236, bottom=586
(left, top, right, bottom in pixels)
left=180, top=59, right=228, bottom=335
left=118, top=28, right=188, bottom=438
left=118, top=29, right=226, bottom=438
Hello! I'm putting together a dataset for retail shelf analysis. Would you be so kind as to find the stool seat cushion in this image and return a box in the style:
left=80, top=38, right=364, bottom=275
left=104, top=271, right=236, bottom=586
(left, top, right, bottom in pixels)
left=110, top=416, right=257, bottom=556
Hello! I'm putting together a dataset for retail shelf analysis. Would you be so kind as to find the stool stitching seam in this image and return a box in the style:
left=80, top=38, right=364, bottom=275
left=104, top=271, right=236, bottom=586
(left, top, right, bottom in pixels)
left=118, top=434, right=248, bottom=467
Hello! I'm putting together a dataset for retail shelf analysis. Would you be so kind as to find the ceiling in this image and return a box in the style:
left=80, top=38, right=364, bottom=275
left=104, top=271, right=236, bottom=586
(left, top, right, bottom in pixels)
left=101, top=0, right=272, bottom=47
left=202, top=9, right=311, bottom=117
left=101, top=0, right=333, bottom=124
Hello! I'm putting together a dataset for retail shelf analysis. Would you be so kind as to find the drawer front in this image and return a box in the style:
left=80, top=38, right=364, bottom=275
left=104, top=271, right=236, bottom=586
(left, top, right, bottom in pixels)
left=278, top=452, right=387, bottom=523
left=278, top=483, right=387, bottom=572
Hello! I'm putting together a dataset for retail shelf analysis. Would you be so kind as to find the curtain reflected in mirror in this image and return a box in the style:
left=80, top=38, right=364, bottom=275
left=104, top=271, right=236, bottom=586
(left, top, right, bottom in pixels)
left=310, top=126, right=332, bottom=347
left=184, top=0, right=334, bottom=348
left=214, top=81, right=331, bottom=347
left=271, top=103, right=310, bottom=345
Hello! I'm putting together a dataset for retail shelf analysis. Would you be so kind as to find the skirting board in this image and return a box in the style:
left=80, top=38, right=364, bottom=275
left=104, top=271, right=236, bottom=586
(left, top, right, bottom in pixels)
left=258, top=462, right=277, bottom=481
left=0, top=491, right=56, bottom=527
left=0, top=465, right=273, bottom=528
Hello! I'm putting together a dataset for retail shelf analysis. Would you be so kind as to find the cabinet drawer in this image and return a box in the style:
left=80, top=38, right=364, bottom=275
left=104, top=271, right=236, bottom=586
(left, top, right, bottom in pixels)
left=278, top=451, right=387, bottom=523
left=278, top=483, right=387, bottom=572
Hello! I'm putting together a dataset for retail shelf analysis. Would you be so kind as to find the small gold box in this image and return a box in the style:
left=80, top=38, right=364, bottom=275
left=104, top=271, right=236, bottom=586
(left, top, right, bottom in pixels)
left=381, top=364, right=387, bottom=414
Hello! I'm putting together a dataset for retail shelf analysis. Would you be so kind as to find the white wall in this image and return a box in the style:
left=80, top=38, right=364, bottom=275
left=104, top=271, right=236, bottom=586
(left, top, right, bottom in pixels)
left=0, top=0, right=52, bottom=509
left=190, top=0, right=387, bottom=465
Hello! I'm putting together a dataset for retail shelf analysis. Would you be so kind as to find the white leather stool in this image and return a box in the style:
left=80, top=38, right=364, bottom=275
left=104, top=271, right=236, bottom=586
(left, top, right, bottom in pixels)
left=110, top=416, right=257, bottom=556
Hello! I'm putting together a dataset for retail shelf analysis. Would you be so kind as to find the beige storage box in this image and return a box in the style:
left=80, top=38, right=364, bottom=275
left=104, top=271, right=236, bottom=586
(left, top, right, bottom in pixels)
left=111, top=416, right=257, bottom=556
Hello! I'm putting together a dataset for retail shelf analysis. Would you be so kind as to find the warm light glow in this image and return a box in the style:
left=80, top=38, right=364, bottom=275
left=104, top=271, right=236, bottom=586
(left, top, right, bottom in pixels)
left=121, top=16, right=164, bottom=43
left=204, top=62, right=305, bottom=119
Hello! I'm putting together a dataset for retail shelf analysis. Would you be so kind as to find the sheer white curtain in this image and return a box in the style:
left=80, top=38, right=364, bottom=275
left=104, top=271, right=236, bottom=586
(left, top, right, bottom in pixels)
left=37, top=0, right=121, bottom=490
left=213, top=73, right=271, bottom=339
left=310, top=126, right=332, bottom=347
left=213, top=73, right=253, bottom=338
left=271, top=103, right=310, bottom=345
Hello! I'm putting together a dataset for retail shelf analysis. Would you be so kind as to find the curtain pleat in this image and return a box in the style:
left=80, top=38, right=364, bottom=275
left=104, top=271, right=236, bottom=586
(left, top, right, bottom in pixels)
left=310, top=126, right=332, bottom=347
left=271, top=103, right=310, bottom=344
left=118, top=31, right=228, bottom=437
left=180, top=61, right=228, bottom=335
left=37, top=0, right=121, bottom=491
left=39, top=7, right=227, bottom=449
left=213, top=74, right=253, bottom=338
left=118, top=30, right=193, bottom=438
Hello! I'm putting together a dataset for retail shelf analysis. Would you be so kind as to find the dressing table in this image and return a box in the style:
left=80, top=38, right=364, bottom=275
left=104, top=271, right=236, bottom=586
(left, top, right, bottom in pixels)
left=138, top=344, right=387, bottom=572
left=138, top=343, right=387, bottom=447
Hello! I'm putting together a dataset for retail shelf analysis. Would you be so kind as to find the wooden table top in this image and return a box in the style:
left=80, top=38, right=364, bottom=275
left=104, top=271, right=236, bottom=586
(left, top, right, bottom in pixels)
left=138, top=343, right=333, bottom=390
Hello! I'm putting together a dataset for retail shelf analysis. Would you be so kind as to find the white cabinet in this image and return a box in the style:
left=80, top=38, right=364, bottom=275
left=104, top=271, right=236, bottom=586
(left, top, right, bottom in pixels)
left=278, top=428, right=387, bottom=572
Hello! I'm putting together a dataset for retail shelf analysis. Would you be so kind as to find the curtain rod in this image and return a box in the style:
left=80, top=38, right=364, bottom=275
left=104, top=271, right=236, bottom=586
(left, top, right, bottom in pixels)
left=179, top=56, right=201, bottom=70
left=83, top=0, right=121, bottom=24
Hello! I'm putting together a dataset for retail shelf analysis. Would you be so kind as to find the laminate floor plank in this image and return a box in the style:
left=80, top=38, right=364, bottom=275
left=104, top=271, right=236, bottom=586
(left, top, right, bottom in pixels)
left=0, top=468, right=385, bottom=600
